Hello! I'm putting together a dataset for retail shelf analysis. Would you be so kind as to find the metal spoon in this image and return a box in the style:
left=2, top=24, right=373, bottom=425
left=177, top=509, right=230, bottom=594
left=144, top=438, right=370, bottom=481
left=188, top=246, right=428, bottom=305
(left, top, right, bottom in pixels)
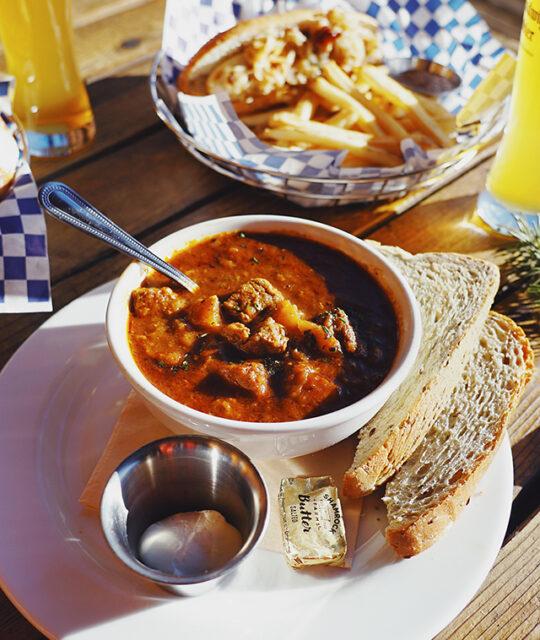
left=38, top=181, right=199, bottom=293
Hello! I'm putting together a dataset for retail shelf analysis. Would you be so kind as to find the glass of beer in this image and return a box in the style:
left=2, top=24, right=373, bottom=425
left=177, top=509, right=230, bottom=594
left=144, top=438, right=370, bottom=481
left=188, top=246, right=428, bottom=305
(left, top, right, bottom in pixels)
left=477, top=0, right=540, bottom=232
left=0, top=0, right=96, bottom=157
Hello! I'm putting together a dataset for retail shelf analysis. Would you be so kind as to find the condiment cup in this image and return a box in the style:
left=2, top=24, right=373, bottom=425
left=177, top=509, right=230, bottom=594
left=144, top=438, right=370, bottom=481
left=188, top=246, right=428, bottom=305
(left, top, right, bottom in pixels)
left=386, top=57, right=461, bottom=96
left=100, top=435, right=268, bottom=596
left=106, top=215, right=422, bottom=459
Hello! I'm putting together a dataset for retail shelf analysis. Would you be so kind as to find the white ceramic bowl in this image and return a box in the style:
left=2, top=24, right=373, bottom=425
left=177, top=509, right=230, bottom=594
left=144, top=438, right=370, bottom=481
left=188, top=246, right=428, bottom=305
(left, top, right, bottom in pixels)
left=106, top=215, right=422, bottom=459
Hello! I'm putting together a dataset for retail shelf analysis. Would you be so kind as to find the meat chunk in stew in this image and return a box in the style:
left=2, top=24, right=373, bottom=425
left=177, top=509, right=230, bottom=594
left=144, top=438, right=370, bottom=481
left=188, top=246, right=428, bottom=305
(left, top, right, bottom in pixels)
left=243, top=317, right=288, bottom=356
left=131, top=286, right=185, bottom=318
left=317, top=308, right=358, bottom=353
left=221, top=317, right=288, bottom=356
left=221, top=322, right=251, bottom=348
left=282, top=361, right=338, bottom=402
left=206, top=360, right=269, bottom=398
left=223, top=278, right=283, bottom=323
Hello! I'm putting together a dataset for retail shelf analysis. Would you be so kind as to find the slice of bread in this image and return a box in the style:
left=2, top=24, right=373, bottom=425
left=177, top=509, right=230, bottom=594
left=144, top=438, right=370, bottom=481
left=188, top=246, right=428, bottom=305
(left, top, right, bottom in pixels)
left=343, top=244, right=500, bottom=497
left=384, top=311, right=534, bottom=557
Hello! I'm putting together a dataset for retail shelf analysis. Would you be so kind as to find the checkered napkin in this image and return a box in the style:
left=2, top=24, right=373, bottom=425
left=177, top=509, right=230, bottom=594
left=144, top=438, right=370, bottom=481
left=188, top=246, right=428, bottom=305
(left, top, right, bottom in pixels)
left=457, top=52, right=515, bottom=129
left=161, top=0, right=507, bottom=185
left=0, top=76, right=52, bottom=313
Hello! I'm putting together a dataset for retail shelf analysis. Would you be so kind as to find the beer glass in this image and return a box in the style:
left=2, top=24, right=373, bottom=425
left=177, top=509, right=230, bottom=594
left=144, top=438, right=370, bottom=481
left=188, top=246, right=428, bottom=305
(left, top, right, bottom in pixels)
left=477, top=0, right=540, bottom=232
left=0, top=0, right=96, bottom=157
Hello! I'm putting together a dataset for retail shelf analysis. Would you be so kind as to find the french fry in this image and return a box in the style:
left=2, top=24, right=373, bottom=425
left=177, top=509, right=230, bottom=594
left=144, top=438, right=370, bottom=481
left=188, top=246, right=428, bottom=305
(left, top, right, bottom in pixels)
left=322, top=61, right=408, bottom=139
left=232, top=88, right=300, bottom=115
left=309, top=76, right=381, bottom=134
left=410, top=132, right=438, bottom=150
left=367, top=101, right=409, bottom=139
left=323, top=110, right=359, bottom=128
left=414, top=93, right=456, bottom=136
left=360, top=65, right=452, bottom=147
left=241, top=94, right=318, bottom=129
left=340, top=153, right=382, bottom=168
left=268, top=111, right=370, bottom=144
left=369, top=135, right=402, bottom=155
left=263, top=113, right=401, bottom=166
left=294, top=95, right=317, bottom=120
left=232, top=47, right=457, bottom=166
left=415, top=92, right=453, bottom=120
left=240, top=107, right=293, bottom=128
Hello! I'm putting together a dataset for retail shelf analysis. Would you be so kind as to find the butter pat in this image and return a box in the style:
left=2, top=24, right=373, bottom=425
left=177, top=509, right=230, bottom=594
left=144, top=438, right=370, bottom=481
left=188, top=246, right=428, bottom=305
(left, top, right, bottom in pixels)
left=279, top=476, right=347, bottom=568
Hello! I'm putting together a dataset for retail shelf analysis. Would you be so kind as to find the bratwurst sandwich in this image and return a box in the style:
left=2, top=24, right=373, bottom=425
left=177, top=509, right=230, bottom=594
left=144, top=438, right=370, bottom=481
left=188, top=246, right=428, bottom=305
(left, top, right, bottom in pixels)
left=178, top=8, right=382, bottom=114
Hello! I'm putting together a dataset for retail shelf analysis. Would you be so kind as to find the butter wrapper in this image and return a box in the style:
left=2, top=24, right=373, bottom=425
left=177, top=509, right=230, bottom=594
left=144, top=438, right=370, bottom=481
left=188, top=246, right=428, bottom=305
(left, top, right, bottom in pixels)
left=279, top=476, right=346, bottom=568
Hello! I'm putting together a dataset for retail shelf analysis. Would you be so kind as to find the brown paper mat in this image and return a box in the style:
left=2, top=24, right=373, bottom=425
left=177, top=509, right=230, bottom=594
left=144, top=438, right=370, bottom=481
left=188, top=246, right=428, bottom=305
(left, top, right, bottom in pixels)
left=80, top=391, right=362, bottom=567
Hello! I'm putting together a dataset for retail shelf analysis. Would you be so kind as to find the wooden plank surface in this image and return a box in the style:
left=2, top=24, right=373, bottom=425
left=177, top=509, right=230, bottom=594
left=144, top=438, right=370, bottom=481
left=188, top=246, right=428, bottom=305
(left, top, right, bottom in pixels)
left=73, top=0, right=167, bottom=82
left=31, top=75, right=160, bottom=182
left=0, top=0, right=166, bottom=82
left=72, top=0, right=161, bottom=29
left=436, top=511, right=540, bottom=639
left=40, top=128, right=233, bottom=280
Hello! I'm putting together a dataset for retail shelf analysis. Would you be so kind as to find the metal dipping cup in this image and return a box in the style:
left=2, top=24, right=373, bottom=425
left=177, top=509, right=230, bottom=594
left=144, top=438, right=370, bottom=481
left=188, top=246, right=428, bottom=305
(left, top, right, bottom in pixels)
left=100, top=435, right=268, bottom=596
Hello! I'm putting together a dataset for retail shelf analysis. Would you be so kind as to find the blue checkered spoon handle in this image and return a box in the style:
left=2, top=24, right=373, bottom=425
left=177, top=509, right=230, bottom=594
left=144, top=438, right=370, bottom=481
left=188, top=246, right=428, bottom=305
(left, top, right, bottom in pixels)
left=38, top=181, right=199, bottom=293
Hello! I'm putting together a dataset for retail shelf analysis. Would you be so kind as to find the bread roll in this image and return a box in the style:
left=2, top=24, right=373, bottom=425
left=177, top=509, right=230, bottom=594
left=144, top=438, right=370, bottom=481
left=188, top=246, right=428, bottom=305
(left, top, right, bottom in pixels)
left=178, top=8, right=381, bottom=113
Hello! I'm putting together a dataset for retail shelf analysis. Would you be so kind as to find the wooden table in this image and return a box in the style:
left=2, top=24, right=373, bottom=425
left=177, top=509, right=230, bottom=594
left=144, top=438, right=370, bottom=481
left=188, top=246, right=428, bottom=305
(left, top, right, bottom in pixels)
left=0, top=1, right=538, bottom=637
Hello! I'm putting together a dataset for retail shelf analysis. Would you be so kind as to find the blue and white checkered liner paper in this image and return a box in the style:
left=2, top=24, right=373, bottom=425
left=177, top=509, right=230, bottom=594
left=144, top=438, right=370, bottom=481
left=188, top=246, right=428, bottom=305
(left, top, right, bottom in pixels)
left=0, top=76, right=52, bottom=313
left=161, top=0, right=506, bottom=183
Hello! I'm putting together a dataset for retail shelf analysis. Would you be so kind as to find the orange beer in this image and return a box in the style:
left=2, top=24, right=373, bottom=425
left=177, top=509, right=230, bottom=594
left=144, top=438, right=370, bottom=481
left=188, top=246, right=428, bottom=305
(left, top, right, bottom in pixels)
left=0, top=0, right=95, bottom=156
left=484, top=0, right=540, bottom=218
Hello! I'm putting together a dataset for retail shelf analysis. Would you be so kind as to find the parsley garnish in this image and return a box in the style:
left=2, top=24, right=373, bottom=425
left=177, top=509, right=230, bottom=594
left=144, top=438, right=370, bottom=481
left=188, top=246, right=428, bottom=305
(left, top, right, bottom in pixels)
left=172, top=355, right=190, bottom=372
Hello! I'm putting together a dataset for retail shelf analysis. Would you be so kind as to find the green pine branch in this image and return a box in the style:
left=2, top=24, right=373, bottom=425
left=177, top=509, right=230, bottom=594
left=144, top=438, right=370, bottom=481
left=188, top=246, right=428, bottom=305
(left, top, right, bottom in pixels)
left=498, top=216, right=540, bottom=309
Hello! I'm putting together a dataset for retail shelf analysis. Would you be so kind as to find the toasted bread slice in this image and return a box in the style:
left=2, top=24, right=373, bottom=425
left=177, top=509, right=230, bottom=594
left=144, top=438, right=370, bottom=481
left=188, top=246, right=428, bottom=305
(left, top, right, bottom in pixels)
left=343, top=244, right=500, bottom=497
left=384, top=311, right=534, bottom=557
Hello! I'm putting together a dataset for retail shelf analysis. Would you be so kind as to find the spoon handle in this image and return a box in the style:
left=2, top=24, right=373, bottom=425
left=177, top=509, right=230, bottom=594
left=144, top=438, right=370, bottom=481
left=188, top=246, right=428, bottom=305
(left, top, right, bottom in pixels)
left=38, top=182, right=198, bottom=293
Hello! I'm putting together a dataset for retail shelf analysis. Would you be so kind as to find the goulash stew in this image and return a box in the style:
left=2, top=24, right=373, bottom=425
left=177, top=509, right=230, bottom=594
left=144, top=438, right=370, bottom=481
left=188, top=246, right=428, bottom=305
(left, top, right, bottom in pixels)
left=128, top=232, right=398, bottom=422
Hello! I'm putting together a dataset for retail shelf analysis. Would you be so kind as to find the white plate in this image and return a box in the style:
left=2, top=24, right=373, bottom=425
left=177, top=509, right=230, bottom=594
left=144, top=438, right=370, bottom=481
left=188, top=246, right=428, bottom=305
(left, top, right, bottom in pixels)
left=0, top=282, right=513, bottom=640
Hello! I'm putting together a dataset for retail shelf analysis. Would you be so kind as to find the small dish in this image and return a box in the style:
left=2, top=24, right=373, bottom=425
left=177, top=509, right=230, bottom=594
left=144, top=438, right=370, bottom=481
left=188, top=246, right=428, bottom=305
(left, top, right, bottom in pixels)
left=386, top=57, right=461, bottom=96
left=100, top=434, right=268, bottom=596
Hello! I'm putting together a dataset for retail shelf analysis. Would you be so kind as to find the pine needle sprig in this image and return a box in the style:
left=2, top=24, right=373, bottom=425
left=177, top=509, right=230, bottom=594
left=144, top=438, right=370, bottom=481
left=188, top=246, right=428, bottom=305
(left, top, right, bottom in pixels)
left=497, top=216, right=540, bottom=309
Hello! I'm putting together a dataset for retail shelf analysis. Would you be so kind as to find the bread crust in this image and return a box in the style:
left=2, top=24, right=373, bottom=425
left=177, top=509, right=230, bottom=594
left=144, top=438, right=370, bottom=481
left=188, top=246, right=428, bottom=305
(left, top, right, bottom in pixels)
left=343, top=251, right=500, bottom=498
left=385, top=312, right=534, bottom=557
left=178, top=9, right=379, bottom=95
left=386, top=429, right=505, bottom=557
